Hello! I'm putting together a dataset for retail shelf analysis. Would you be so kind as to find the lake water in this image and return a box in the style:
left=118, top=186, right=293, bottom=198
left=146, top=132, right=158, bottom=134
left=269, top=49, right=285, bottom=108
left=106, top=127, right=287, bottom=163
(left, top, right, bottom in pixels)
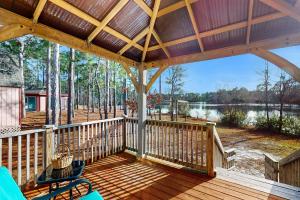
left=157, top=103, right=300, bottom=124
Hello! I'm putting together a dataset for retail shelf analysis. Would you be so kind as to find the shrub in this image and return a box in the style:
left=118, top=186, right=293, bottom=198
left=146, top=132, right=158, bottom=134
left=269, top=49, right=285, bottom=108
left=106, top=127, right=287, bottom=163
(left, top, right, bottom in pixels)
left=255, top=115, right=300, bottom=136
left=221, top=109, right=246, bottom=127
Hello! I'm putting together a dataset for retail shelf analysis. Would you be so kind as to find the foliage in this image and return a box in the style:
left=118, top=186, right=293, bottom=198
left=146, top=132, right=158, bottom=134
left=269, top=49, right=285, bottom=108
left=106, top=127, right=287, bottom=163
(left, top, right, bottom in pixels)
left=255, top=115, right=300, bottom=136
left=220, top=108, right=247, bottom=127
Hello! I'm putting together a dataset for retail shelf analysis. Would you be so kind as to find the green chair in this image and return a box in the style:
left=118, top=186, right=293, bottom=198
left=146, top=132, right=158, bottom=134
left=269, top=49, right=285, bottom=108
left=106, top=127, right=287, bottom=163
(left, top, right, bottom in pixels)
left=0, top=166, right=103, bottom=200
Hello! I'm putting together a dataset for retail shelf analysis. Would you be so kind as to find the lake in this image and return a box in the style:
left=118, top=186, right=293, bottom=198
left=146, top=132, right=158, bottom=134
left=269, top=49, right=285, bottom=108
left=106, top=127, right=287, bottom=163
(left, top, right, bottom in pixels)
left=157, top=103, right=300, bottom=124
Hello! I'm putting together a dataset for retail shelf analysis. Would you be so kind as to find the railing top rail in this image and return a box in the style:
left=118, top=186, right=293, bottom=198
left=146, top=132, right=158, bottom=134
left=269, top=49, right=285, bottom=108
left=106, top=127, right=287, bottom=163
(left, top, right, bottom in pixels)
left=279, top=149, right=300, bottom=166
left=55, top=117, right=124, bottom=130
left=213, top=126, right=225, bottom=155
left=146, top=119, right=208, bottom=127
left=0, top=128, right=45, bottom=139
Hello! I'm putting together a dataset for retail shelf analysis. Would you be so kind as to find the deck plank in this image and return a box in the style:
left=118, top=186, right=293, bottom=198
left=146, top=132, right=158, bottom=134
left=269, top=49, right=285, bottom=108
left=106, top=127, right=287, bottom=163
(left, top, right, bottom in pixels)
left=24, top=153, right=287, bottom=200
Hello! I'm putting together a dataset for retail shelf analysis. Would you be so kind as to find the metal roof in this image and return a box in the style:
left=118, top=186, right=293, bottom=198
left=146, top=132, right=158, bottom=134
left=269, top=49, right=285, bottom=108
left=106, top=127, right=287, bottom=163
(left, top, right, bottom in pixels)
left=0, top=0, right=300, bottom=66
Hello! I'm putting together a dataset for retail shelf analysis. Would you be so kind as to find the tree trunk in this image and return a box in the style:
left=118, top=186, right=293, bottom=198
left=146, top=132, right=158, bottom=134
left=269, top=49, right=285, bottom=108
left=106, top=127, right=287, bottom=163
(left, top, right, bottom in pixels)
left=76, top=68, right=79, bottom=110
left=113, top=68, right=117, bottom=118
left=67, top=48, right=75, bottom=124
left=19, top=40, right=26, bottom=119
left=159, top=75, right=162, bottom=120
left=123, top=76, right=127, bottom=115
left=87, top=68, right=91, bottom=122
left=51, top=43, right=60, bottom=126
left=104, top=60, right=109, bottom=119
left=279, top=101, right=283, bottom=133
left=45, top=42, right=52, bottom=125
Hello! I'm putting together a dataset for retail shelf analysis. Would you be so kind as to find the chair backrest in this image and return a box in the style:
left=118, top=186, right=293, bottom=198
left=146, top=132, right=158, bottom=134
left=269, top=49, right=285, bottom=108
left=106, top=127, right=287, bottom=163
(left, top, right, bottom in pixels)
left=0, top=167, right=26, bottom=200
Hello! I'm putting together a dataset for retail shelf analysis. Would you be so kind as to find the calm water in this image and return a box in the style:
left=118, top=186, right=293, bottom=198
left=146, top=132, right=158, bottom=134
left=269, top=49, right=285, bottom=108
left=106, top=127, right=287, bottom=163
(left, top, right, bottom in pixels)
left=157, top=103, right=300, bottom=124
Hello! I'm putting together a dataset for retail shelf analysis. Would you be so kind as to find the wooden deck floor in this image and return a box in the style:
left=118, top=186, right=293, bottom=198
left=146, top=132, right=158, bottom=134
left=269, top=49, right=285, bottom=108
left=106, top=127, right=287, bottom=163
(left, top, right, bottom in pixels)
left=24, top=153, right=285, bottom=200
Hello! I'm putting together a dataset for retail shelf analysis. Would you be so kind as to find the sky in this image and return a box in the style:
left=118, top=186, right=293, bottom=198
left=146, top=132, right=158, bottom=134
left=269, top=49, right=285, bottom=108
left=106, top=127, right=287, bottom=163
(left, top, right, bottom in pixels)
left=151, top=45, right=300, bottom=94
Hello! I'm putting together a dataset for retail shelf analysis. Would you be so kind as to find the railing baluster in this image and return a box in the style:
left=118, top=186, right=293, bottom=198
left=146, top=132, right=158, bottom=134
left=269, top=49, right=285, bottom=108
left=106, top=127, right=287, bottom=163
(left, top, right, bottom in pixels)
left=95, top=123, right=98, bottom=159
left=73, top=127, right=75, bottom=160
left=34, top=132, right=38, bottom=181
left=26, top=133, right=30, bottom=182
left=62, top=128, right=65, bottom=153
left=17, top=135, right=22, bottom=186
left=196, top=125, right=199, bottom=166
left=191, top=125, right=194, bottom=166
left=172, top=123, right=175, bottom=162
left=91, top=124, right=94, bottom=163
left=8, top=136, right=12, bottom=174
left=168, top=123, right=171, bottom=160
left=201, top=126, right=204, bottom=166
left=176, top=124, right=179, bottom=162
left=82, top=125, right=86, bottom=160
left=78, top=126, right=81, bottom=160
left=87, top=124, right=90, bottom=161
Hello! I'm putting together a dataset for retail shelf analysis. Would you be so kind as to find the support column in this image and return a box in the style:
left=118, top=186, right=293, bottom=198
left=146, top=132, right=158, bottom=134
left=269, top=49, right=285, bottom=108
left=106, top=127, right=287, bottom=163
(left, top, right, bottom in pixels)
left=43, top=125, right=54, bottom=167
left=137, top=64, right=147, bottom=157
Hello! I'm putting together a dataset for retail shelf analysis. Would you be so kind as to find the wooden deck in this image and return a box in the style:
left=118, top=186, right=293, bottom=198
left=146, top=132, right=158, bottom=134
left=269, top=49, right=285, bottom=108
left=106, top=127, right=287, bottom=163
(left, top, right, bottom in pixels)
left=24, top=153, right=287, bottom=200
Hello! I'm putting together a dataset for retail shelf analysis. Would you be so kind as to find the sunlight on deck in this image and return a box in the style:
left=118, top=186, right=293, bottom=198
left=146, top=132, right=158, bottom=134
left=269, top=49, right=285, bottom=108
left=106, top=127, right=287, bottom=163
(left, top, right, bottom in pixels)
left=24, top=153, right=283, bottom=200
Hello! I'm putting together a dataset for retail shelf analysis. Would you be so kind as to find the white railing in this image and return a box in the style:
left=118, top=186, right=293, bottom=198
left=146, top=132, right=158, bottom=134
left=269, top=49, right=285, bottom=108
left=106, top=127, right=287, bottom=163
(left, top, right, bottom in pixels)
left=0, top=128, right=45, bottom=186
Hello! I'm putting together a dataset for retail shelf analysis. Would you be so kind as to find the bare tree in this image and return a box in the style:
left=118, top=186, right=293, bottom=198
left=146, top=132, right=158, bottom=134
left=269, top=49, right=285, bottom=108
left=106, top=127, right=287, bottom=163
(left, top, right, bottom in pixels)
left=51, top=43, right=60, bottom=126
left=67, top=48, right=75, bottom=124
left=257, top=61, right=271, bottom=127
left=45, top=42, right=52, bottom=125
left=18, top=39, right=26, bottom=118
left=104, top=60, right=109, bottom=119
left=95, top=59, right=103, bottom=119
left=123, top=75, right=127, bottom=115
left=166, top=65, right=184, bottom=121
left=273, top=73, right=295, bottom=132
left=113, top=63, right=117, bottom=118
left=159, top=75, right=162, bottom=120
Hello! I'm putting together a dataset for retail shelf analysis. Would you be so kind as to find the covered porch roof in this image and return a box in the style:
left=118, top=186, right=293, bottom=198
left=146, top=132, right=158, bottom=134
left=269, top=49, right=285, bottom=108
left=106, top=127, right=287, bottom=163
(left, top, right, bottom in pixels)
left=0, top=0, right=300, bottom=79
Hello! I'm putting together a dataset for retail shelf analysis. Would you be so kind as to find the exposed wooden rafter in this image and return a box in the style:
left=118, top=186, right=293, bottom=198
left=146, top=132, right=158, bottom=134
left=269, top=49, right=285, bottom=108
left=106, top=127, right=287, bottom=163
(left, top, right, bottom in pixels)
left=0, top=24, right=33, bottom=42
left=148, top=12, right=286, bottom=52
left=252, top=48, right=300, bottom=82
left=48, top=0, right=144, bottom=51
left=33, top=0, right=47, bottom=23
left=260, top=0, right=300, bottom=22
left=145, top=32, right=300, bottom=68
left=157, top=0, right=200, bottom=18
left=146, top=65, right=168, bottom=93
left=118, top=27, right=149, bottom=55
left=0, top=8, right=138, bottom=67
left=133, top=0, right=170, bottom=58
left=142, top=0, right=161, bottom=62
left=87, top=0, right=129, bottom=43
left=184, top=0, right=204, bottom=51
left=246, top=0, right=254, bottom=44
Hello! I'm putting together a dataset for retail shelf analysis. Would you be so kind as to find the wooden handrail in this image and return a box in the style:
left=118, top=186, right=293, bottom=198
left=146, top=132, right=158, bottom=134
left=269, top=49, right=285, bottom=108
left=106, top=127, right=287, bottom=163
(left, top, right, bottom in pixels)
left=279, top=149, right=300, bottom=166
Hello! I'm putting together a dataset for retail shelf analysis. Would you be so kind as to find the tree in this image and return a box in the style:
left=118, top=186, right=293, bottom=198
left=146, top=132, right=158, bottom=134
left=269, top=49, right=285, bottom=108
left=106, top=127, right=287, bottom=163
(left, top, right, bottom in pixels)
left=165, top=65, right=184, bottom=121
left=159, top=75, right=162, bottom=120
left=104, top=60, right=109, bottom=119
left=257, top=61, right=271, bottom=127
left=45, top=42, right=52, bottom=125
left=67, top=48, right=75, bottom=124
left=273, top=73, right=295, bottom=132
left=51, top=43, right=60, bottom=126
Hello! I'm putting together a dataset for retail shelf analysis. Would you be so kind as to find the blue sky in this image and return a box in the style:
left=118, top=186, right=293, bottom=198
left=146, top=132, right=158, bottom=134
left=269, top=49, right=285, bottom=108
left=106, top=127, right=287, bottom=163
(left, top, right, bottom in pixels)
left=151, top=45, right=300, bottom=94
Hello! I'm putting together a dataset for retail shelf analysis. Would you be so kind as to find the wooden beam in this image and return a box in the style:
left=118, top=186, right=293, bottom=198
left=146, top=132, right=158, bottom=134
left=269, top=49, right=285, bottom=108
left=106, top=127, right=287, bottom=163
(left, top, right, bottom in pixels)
left=146, top=65, right=168, bottom=93
left=122, top=63, right=140, bottom=92
left=157, top=0, right=199, bottom=18
left=252, top=48, right=300, bottom=83
left=260, top=0, right=300, bottom=22
left=184, top=0, right=204, bottom=51
left=246, top=0, right=254, bottom=44
left=118, top=27, right=149, bottom=55
left=87, top=0, right=129, bottom=43
left=148, top=12, right=286, bottom=52
left=145, top=32, right=300, bottom=67
left=0, top=8, right=138, bottom=66
left=153, top=30, right=170, bottom=58
left=33, top=0, right=47, bottom=23
left=133, top=0, right=152, bottom=16
left=0, top=24, right=33, bottom=42
left=48, top=0, right=143, bottom=51
left=134, top=0, right=170, bottom=57
left=142, top=0, right=161, bottom=62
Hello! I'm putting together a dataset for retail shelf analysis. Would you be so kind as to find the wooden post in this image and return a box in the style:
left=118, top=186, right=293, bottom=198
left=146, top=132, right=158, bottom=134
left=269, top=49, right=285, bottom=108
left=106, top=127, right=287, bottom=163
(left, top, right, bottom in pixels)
left=206, top=122, right=215, bottom=177
left=43, top=125, right=54, bottom=168
left=137, top=64, right=147, bottom=157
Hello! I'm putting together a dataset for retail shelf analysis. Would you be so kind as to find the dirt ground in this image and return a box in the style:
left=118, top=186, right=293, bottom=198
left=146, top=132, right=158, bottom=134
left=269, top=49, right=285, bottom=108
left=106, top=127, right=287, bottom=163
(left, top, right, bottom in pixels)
left=21, top=111, right=300, bottom=178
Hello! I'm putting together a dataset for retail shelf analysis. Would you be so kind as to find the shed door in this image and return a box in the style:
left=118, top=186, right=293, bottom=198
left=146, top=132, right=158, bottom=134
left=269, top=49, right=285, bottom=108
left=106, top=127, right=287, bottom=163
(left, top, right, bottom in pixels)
left=0, top=87, right=21, bottom=129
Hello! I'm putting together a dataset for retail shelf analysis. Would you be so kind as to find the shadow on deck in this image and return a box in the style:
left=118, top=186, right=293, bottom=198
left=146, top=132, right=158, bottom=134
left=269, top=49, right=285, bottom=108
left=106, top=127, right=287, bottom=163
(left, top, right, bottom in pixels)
left=24, top=153, right=284, bottom=200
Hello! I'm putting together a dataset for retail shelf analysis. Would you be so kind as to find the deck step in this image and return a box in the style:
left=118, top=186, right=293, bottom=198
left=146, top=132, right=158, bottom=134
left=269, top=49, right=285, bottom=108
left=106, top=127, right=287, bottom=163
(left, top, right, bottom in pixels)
left=216, top=167, right=300, bottom=200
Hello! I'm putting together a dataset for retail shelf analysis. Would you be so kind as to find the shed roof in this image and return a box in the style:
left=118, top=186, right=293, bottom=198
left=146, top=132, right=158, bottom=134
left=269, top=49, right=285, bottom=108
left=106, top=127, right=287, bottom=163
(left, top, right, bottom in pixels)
left=1, top=0, right=300, bottom=67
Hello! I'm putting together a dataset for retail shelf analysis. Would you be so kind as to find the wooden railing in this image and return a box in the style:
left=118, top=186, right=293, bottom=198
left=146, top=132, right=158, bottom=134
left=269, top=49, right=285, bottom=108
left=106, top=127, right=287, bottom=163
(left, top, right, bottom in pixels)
left=0, top=116, right=232, bottom=186
left=0, top=117, right=125, bottom=187
left=0, top=128, right=46, bottom=186
left=265, top=150, right=300, bottom=187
